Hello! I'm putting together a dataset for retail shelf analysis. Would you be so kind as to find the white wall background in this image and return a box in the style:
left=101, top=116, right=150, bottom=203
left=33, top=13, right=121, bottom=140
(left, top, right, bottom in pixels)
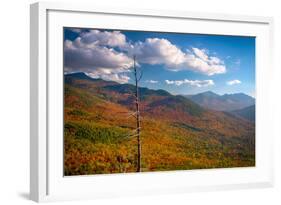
left=0, top=0, right=280, bottom=204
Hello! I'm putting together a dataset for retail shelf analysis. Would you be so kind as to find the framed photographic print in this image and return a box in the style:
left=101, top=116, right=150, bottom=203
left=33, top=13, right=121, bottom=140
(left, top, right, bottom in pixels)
left=30, top=2, right=274, bottom=202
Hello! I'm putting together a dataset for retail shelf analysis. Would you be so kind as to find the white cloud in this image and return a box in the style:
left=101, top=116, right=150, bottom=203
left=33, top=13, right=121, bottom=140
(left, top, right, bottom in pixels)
left=145, top=80, right=158, bottom=84
left=123, top=38, right=226, bottom=76
left=184, top=51, right=226, bottom=76
left=64, top=30, right=137, bottom=83
left=88, top=68, right=130, bottom=84
left=64, top=29, right=227, bottom=84
left=127, top=39, right=226, bottom=76
left=65, top=39, right=132, bottom=69
left=227, top=79, right=241, bottom=85
left=64, top=37, right=133, bottom=83
left=192, top=47, right=209, bottom=61
left=209, top=56, right=222, bottom=64
left=165, top=79, right=214, bottom=87
left=79, top=30, right=127, bottom=48
left=165, top=80, right=175, bottom=85
left=131, top=38, right=186, bottom=66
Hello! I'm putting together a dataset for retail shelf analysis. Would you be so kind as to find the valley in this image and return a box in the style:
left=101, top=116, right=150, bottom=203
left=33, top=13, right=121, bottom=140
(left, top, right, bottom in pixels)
left=64, top=72, right=255, bottom=175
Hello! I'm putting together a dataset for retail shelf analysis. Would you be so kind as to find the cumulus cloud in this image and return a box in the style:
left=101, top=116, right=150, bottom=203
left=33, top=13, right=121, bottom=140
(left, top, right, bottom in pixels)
left=127, top=39, right=226, bottom=75
left=192, top=48, right=209, bottom=61
left=64, top=39, right=132, bottom=69
left=184, top=48, right=226, bottom=75
left=88, top=68, right=130, bottom=84
left=79, top=29, right=127, bottom=48
left=64, top=33, right=133, bottom=83
left=165, top=79, right=214, bottom=87
left=130, top=38, right=186, bottom=67
left=64, top=29, right=227, bottom=84
left=145, top=80, right=159, bottom=84
left=227, top=79, right=241, bottom=85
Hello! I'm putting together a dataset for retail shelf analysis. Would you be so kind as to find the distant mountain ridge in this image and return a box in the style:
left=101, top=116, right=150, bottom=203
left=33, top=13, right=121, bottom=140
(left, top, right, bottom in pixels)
left=184, top=91, right=255, bottom=111
left=231, top=105, right=255, bottom=122
left=64, top=72, right=255, bottom=131
left=65, top=73, right=255, bottom=113
left=64, top=72, right=205, bottom=117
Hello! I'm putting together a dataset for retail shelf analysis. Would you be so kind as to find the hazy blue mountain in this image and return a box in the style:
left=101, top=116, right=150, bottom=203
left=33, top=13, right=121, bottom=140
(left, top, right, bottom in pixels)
left=185, top=91, right=255, bottom=111
left=231, top=105, right=255, bottom=122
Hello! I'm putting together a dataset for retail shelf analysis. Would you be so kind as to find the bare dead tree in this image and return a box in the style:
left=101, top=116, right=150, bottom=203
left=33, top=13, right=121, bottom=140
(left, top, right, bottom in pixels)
left=115, top=55, right=142, bottom=172
left=133, top=55, right=142, bottom=172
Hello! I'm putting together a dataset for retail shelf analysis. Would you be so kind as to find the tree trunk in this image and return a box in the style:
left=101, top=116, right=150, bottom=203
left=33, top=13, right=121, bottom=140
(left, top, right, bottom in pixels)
left=133, top=55, right=141, bottom=172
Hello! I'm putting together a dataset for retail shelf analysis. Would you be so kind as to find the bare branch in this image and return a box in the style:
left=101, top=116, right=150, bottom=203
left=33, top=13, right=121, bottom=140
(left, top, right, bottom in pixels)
left=137, top=70, right=143, bottom=82
left=121, top=133, right=139, bottom=141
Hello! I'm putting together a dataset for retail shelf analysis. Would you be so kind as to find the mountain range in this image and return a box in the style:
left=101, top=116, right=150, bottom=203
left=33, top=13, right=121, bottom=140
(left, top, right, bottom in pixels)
left=64, top=72, right=255, bottom=175
left=184, top=91, right=255, bottom=111
left=65, top=72, right=204, bottom=118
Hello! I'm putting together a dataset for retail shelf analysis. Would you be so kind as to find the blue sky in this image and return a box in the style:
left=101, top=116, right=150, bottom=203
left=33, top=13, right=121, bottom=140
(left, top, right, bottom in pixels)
left=64, top=28, right=255, bottom=97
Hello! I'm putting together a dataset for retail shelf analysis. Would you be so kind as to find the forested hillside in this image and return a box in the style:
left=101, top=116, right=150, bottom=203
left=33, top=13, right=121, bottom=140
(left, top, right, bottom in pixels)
left=64, top=73, right=255, bottom=175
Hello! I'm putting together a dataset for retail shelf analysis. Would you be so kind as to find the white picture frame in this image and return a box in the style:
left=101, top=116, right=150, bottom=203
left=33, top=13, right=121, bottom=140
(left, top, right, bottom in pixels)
left=30, top=2, right=274, bottom=202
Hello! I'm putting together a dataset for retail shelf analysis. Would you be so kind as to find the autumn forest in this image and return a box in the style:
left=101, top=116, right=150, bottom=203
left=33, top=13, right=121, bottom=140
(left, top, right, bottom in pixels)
left=63, top=28, right=255, bottom=175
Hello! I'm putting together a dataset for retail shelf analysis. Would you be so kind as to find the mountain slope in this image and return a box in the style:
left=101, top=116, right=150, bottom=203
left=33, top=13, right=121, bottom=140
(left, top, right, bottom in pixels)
left=65, top=72, right=205, bottom=117
left=231, top=105, right=255, bottom=122
left=185, top=91, right=255, bottom=111
left=64, top=73, right=255, bottom=175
